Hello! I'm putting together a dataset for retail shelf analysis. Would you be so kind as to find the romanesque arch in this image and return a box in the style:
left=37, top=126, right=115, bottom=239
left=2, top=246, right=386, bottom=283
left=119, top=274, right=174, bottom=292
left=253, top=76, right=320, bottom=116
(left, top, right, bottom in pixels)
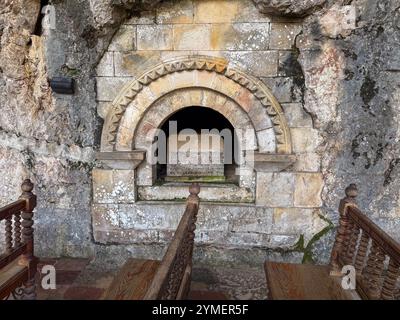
left=100, top=55, right=292, bottom=155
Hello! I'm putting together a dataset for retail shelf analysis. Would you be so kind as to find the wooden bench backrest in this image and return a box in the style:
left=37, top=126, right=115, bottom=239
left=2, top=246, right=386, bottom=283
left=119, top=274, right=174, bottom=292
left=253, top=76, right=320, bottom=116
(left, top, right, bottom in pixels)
left=330, top=184, right=400, bottom=300
left=0, top=179, right=37, bottom=299
left=143, top=183, right=200, bottom=300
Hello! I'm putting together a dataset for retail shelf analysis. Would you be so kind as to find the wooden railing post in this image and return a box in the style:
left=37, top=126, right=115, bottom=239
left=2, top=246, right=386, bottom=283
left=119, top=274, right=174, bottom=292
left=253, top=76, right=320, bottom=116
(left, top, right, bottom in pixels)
left=187, top=183, right=200, bottom=262
left=18, top=179, right=37, bottom=300
left=330, top=183, right=358, bottom=271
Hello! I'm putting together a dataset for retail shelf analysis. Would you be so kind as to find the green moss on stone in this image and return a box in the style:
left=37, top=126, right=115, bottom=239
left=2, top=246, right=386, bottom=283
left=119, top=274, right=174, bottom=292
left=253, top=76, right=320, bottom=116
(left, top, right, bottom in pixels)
left=293, top=214, right=335, bottom=264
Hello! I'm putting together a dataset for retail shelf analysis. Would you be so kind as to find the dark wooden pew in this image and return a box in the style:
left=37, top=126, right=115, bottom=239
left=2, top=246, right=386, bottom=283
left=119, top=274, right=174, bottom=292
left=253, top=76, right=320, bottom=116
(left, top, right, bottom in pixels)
left=265, top=184, right=400, bottom=300
left=104, top=183, right=200, bottom=300
left=0, top=179, right=37, bottom=300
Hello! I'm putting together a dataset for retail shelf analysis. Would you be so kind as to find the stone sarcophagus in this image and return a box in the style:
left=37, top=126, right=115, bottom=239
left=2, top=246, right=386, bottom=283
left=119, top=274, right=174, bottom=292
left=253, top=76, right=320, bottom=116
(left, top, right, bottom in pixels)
left=167, top=133, right=225, bottom=178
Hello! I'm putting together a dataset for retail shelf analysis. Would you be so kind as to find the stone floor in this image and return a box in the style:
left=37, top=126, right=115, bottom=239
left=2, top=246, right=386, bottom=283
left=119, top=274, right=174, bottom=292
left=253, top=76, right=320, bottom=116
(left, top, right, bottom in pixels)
left=35, top=257, right=268, bottom=300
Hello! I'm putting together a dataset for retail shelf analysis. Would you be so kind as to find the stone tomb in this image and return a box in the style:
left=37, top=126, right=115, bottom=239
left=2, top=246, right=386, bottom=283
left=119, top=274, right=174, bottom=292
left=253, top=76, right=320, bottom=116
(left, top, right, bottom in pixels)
left=166, top=133, right=225, bottom=178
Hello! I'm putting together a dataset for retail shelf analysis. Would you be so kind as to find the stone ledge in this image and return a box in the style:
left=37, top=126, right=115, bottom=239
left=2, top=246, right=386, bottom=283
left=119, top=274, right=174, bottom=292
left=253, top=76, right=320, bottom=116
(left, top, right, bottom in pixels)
left=96, top=151, right=145, bottom=169
left=252, top=152, right=296, bottom=172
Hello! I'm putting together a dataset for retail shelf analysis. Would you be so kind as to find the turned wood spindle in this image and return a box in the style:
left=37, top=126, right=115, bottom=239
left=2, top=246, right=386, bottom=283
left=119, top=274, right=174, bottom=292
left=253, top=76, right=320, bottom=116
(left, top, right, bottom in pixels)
left=18, top=179, right=37, bottom=300
left=362, top=242, right=386, bottom=299
left=345, top=221, right=360, bottom=266
left=330, top=183, right=358, bottom=271
left=354, top=231, right=370, bottom=275
left=14, top=212, right=22, bottom=248
left=380, top=259, right=400, bottom=300
left=5, top=216, right=13, bottom=254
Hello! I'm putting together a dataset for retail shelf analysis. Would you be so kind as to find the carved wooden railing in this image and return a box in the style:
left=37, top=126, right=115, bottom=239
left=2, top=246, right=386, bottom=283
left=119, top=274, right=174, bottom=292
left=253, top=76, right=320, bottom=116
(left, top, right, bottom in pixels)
left=330, top=184, right=400, bottom=300
left=144, top=183, right=200, bottom=300
left=0, top=179, right=37, bottom=300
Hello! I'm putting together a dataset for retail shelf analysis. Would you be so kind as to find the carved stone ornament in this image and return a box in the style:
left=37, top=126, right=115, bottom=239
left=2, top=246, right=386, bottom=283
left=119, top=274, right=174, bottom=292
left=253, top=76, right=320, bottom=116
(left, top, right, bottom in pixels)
left=101, top=55, right=292, bottom=154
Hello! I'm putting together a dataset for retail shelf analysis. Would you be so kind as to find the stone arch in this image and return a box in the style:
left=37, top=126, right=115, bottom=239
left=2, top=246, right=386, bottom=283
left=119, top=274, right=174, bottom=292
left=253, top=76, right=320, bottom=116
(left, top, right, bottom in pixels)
left=100, top=55, right=292, bottom=154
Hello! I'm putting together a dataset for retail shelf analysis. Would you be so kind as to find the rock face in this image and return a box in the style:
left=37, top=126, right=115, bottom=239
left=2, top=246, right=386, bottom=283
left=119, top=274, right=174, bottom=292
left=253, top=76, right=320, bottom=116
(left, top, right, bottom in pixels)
left=0, top=0, right=399, bottom=267
left=253, top=0, right=326, bottom=17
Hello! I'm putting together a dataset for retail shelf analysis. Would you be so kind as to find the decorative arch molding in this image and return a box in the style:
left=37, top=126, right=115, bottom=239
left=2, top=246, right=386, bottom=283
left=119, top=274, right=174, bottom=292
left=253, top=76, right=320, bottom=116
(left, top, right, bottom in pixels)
left=101, top=55, right=292, bottom=154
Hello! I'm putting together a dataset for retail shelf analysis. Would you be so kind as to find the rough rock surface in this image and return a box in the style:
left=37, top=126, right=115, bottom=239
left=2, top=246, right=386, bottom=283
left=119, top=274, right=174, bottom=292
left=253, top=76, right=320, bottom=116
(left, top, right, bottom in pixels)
left=0, top=0, right=399, bottom=267
left=298, top=0, right=400, bottom=263
left=253, top=0, right=326, bottom=17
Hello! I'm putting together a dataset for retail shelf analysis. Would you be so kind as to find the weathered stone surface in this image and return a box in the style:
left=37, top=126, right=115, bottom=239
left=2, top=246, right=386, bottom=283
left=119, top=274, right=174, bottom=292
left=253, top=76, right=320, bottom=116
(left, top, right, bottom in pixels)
left=2, top=0, right=400, bottom=268
left=262, top=77, right=302, bottom=103
left=291, top=152, right=321, bottom=172
left=319, top=5, right=357, bottom=38
left=137, top=25, right=173, bottom=50
left=96, top=52, right=114, bottom=76
left=96, top=77, right=129, bottom=101
left=294, top=173, right=323, bottom=207
left=290, top=128, right=321, bottom=153
left=282, top=103, right=313, bottom=127
left=252, top=0, right=326, bottom=17
left=156, top=0, right=194, bottom=24
left=138, top=184, right=254, bottom=203
left=256, top=128, right=276, bottom=153
left=108, top=25, right=136, bottom=51
left=256, top=172, right=295, bottom=206
left=93, top=169, right=136, bottom=204
left=269, top=23, right=302, bottom=50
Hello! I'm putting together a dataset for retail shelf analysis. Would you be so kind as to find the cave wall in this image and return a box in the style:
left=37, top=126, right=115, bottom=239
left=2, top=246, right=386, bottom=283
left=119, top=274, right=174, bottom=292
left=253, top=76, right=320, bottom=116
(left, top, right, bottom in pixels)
left=0, top=0, right=399, bottom=267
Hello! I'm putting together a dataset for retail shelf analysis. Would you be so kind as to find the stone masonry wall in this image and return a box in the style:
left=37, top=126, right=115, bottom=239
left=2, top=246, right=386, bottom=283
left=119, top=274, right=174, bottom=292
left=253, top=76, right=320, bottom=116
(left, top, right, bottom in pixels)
left=0, top=0, right=399, bottom=267
left=93, top=0, right=327, bottom=263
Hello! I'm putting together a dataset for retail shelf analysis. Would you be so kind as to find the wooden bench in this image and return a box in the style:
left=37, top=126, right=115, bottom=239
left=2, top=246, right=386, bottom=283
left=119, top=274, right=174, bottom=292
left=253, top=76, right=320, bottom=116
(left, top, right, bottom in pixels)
left=104, top=183, right=200, bottom=300
left=0, top=179, right=37, bottom=300
left=265, top=184, right=400, bottom=300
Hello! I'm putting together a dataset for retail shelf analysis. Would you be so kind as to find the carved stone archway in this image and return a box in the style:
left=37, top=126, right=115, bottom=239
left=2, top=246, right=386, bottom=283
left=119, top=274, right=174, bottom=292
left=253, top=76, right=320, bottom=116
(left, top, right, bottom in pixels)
left=100, top=55, right=292, bottom=155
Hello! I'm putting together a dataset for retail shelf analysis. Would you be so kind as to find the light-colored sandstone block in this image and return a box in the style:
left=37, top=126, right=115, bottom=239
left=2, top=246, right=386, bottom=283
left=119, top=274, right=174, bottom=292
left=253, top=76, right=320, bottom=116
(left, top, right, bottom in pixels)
left=108, top=25, right=136, bottom=52
left=193, top=0, right=271, bottom=23
left=173, top=24, right=212, bottom=50
left=291, top=152, right=321, bottom=172
left=138, top=184, right=254, bottom=203
left=290, top=127, right=321, bottom=153
left=96, top=77, right=128, bottom=101
left=156, top=0, right=194, bottom=24
left=97, top=102, right=112, bottom=119
left=256, top=128, right=276, bottom=153
left=221, top=51, right=278, bottom=77
left=256, top=172, right=295, bottom=206
left=248, top=103, right=273, bottom=131
left=282, top=103, right=313, bottom=127
left=137, top=25, right=173, bottom=50
left=93, top=169, right=136, bottom=204
left=96, top=51, right=114, bottom=76
left=294, top=173, right=323, bottom=207
left=269, top=23, right=302, bottom=50
left=208, top=23, right=270, bottom=51
left=114, top=51, right=162, bottom=77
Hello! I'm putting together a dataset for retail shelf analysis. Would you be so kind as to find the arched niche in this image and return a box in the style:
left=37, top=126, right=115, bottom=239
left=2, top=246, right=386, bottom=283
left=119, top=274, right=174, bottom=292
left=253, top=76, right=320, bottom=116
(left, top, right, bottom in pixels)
left=100, top=55, right=292, bottom=154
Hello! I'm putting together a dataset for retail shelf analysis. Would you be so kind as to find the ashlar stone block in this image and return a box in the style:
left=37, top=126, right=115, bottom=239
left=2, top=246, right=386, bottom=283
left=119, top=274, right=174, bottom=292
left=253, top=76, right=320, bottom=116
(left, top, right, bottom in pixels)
left=93, top=169, right=136, bottom=204
left=290, top=127, right=321, bottom=153
left=108, top=25, right=136, bottom=52
left=269, top=23, right=302, bottom=50
left=96, top=52, right=114, bottom=76
left=281, top=103, right=313, bottom=128
left=156, top=0, right=194, bottom=24
left=137, top=25, right=173, bottom=50
left=256, top=172, right=295, bottom=206
left=294, top=173, right=323, bottom=207
left=96, top=77, right=128, bottom=102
